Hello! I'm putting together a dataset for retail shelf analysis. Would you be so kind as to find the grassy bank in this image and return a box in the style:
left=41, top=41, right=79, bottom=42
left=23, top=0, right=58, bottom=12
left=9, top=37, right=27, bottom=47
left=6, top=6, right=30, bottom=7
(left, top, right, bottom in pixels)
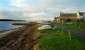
left=64, top=22, right=85, bottom=31
left=39, top=28, right=85, bottom=50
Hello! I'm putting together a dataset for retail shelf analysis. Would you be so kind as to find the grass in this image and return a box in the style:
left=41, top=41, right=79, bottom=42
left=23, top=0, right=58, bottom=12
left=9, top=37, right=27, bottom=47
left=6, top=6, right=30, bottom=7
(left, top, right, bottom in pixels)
left=39, top=28, right=85, bottom=50
left=64, top=22, right=80, bottom=30
left=64, top=22, right=85, bottom=31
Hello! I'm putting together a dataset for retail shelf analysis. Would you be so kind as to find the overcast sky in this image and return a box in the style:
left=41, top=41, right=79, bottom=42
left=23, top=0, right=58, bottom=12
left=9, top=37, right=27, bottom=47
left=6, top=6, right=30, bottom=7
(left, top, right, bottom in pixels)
left=0, top=0, right=85, bottom=21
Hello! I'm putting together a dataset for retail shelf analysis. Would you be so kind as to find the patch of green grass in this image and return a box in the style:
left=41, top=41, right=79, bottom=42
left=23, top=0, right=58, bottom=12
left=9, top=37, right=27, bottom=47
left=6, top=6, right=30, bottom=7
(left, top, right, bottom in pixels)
left=64, top=22, right=85, bottom=31
left=39, top=29, right=85, bottom=50
left=64, top=22, right=80, bottom=30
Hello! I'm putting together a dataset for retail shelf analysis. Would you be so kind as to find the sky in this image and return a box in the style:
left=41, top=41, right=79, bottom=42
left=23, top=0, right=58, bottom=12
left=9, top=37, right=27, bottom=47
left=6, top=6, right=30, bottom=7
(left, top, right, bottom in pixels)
left=0, top=0, right=85, bottom=21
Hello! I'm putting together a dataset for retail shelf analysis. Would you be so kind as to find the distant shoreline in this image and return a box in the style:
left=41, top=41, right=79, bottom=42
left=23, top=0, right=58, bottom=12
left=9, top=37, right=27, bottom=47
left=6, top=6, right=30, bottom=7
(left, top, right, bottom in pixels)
left=0, top=19, right=25, bottom=21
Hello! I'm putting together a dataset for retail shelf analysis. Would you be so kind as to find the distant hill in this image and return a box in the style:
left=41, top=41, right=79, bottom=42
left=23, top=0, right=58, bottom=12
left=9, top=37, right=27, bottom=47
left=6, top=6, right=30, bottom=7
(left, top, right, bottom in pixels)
left=0, top=19, right=25, bottom=21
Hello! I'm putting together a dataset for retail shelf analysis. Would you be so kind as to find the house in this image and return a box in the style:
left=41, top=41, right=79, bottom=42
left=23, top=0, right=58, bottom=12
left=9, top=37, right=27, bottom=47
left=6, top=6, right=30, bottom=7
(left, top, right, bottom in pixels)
left=54, top=17, right=63, bottom=24
left=79, top=12, right=85, bottom=17
left=79, top=12, right=85, bottom=21
left=59, top=12, right=79, bottom=22
left=54, top=11, right=85, bottom=23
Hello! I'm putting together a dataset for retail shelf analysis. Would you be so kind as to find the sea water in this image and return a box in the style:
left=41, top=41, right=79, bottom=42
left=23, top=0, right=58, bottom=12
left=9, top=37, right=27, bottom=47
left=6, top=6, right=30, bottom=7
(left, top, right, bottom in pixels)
left=0, top=21, right=15, bottom=31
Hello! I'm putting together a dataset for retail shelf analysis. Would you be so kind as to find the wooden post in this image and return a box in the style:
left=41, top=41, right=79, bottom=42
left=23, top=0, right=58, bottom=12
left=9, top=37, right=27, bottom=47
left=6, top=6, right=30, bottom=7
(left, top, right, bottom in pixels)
left=68, top=31, right=71, bottom=40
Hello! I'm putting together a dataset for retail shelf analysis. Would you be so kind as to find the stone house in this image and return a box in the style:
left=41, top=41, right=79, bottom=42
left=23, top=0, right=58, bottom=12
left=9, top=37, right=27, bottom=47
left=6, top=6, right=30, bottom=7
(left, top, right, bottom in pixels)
left=59, top=12, right=79, bottom=22
left=54, top=11, right=85, bottom=23
left=79, top=12, right=85, bottom=21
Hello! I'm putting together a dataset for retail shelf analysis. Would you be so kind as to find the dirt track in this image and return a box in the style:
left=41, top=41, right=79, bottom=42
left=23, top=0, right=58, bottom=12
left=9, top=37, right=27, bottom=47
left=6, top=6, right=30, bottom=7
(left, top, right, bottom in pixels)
left=0, top=22, right=40, bottom=50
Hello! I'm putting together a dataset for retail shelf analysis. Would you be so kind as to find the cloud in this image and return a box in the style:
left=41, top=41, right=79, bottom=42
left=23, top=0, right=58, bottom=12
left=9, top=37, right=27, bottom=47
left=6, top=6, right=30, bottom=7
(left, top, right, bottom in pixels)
left=6, top=0, right=85, bottom=21
left=0, top=11, right=4, bottom=19
left=10, top=0, right=33, bottom=12
left=10, top=0, right=79, bottom=12
left=10, top=0, right=55, bottom=12
left=8, top=0, right=55, bottom=20
left=10, top=0, right=25, bottom=7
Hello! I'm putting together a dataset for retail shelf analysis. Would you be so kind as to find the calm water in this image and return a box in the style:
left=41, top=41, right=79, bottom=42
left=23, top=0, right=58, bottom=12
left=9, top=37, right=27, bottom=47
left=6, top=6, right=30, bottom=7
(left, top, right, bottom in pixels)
left=0, top=22, right=15, bottom=31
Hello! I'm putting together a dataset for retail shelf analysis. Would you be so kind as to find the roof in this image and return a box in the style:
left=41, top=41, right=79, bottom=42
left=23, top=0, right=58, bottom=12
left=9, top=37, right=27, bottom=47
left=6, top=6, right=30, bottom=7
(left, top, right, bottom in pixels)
left=60, top=13, right=77, bottom=17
